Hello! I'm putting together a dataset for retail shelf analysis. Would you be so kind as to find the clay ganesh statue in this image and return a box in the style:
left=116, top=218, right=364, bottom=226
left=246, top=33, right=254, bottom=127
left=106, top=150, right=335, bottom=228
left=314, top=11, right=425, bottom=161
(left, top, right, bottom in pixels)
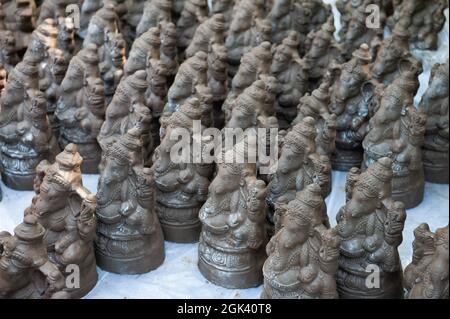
left=164, top=51, right=208, bottom=115
left=225, top=0, right=271, bottom=76
left=0, top=59, right=59, bottom=190
left=176, top=0, right=209, bottom=55
left=388, top=0, right=448, bottom=50
left=293, top=82, right=337, bottom=160
left=136, top=0, right=173, bottom=37
left=185, top=13, right=226, bottom=59
left=266, top=117, right=332, bottom=232
left=363, top=70, right=427, bottom=209
left=329, top=43, right=377, bottom=171
left=27, top=144, right=98, bottom=298
left=0, top=215, right=67, bottom=299
left=0, top=0, right=37, bottom=54
left=153, top=98, right=213, bottom=243
left=419, top=60, right=449, bottom=184
left=57, top=75, right=106, bottom=174
left=262, top=184, right=339, bottom=299
left=96, top=125, right=165, bottom=274
left=371, top=21, right=423, bottom=86
left=404, top=224, right=449, bottom=299
left=198, top=139, right=268, bottom=289
left=271, top=31, right=309, bottom=129
left=336, top=157, right=406, bottom=299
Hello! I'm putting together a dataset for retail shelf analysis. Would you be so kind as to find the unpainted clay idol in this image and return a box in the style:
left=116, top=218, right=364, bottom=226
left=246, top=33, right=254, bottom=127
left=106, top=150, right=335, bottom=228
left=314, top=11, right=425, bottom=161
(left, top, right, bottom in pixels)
left=266, top=117, right=331, bottom=233
left=271, top=31, right=309, bottom=129
left=363, top=70, right=427, bottom=209
left=136, top=0, right=173, bottom=37
left=371, top=20, right=423, bottom=86
left=419, top=60, right=449, bottom=184
left=198, top=139, right=268, bottom=288
left=28, top=144, right=98, bottom=298
left=262, top=184, right=338, bottom=299
left=0, top=215, right=67, bottom=299
left=336, top=157, right=406, bottom=299
left=176, top=0, right=209, bottom=55
left=0, top=58, right=59, bottom=190
left=225, top=0, right=271, bottom=76
left=329, top=44, right=376, bottom=171
left=387, top=0, right=448, bottom=50
left=153, top=98, right=213, bottom=243
left=404, top=224, right=449, bottom=299
left=96, top=124, right=165, bottom=274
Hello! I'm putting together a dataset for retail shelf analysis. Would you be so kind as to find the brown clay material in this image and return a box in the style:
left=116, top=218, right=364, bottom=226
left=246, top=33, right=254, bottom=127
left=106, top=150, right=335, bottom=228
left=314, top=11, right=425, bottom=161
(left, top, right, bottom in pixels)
left=363, top=70, right=426, bottom=209
left=419, top=60, right=449, bottom=184
left=153, top=97, right=213, bottom=243
left=0, top=215, right=68, bottom=298
left=371, top=20, right=423, bottom=86
left=100, top=31, right=126, bottom=105
left=176, top=0, right=209, bottom=55
left=329, top=44, right=376, bottom=171
left=225, top=0, right=271, bottom=76
left=0, top=0, right=37, bottom=54
left=0, top=3, right=20, bottom=72
left=185, top=13, right=225, bottom=59
left=271, top=31, right=309, bottom=129
left=124, top=27, right=161, bottom=77
left=387, top=0, right=448, bottom=51
left=303, top=17, right=343, bottom=89
left=262, top=183, right=338, bottom=299
left=222, top=41, right=273, bottom=120
left=404, top=224, right=449, bottom=299
left=0, top=58, right=59, bottom=190
left=83, top=3, right=121, bottom=48
left=293, top=82, right=337, bottom=195
left=266, top=117, right=331, bottom=234
left=198, top=140, right=268, bottom=288
left=136, top=0, right=173, bottom=37
left=336, top=157, right=406, bottom=299
left=96, top=124, right=165, bottom=274
left=27, top=144, right=98, bottom=298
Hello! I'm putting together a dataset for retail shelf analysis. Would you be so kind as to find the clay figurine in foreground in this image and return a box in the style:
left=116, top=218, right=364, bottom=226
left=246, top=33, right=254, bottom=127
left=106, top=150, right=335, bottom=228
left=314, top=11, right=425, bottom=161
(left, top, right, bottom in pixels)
left=0, top=215, right=66, bottom=299
left=27, top=144, right=98, bottom=298
left=96, top=124, right=165, bottom=274
left=336, top=157, right=406, bottom=299
left=419, top=60, right=449, bottom=184
left=198, top=139, right=268, bottom=288
left=404, top=224, right=449, bottom=299
left=363, top=70, right=426, bottom=209
left=262, top=184, right=339, bottom=299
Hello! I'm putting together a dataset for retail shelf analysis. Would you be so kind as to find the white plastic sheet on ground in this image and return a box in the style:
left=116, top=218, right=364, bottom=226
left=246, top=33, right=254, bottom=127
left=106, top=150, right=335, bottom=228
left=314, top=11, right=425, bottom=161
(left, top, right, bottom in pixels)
left=0, top=1, right=448, bottom=299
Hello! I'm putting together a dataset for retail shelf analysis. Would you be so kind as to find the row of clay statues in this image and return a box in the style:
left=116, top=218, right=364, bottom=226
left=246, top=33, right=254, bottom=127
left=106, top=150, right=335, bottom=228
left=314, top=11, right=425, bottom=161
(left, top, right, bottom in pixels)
left=1, top=141, right=447, bottom=299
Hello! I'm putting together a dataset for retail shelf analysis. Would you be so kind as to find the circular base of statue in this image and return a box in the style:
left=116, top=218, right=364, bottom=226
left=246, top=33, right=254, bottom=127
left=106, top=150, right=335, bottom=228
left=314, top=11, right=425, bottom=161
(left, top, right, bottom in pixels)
left=1, top=171, right=35, bottom=190
left=156, top=201, right=202, bottom=243
left=198, top=238, right=265, bottom=289
left=337, top=269, right=404, bottom=299
left=423, top=150, right=449, bottom=184
left=391, top=171, right=425, bottom=209
left=95, top=245, right=165, bottom=275
left=331, top=148, right=363, bottom=171
left=94, top=227, right=165, bottom=274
